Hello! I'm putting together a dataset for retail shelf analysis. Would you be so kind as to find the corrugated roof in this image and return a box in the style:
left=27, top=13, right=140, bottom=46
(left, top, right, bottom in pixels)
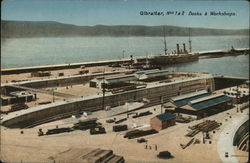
left=190, top=95, right=231, bottom=110
left=104, top=75, right=137, bottom=84
left=156, top=112, right=176, bottom=121
left=140, top=70, right=170, bottom=79
left=171, top=91, right=211, bottom=108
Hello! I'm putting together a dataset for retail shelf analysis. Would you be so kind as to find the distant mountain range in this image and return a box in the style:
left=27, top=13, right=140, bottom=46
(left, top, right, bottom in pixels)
left=1, top=20, right=249, bottom=38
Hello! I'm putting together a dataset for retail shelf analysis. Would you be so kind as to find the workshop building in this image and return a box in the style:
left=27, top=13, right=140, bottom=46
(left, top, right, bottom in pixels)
left=150, top=112, right=176, bottom=131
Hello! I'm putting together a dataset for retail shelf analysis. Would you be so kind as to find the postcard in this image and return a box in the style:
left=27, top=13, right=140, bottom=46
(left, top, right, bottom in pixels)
left=1, top=0, right=249, bottom=163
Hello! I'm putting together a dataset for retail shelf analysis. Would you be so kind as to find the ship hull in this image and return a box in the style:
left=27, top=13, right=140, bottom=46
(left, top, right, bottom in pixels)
left=151, top=54, right=199, bottom=65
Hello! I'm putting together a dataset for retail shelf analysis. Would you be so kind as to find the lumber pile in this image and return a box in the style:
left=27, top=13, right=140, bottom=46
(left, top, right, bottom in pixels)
left=90, top=126, right=106, bottom=135
left=115, top=118, right=127, bottom=124
left=31, top=71, right=51, bottom=77
left=79, top=69, right=89, bottom=74
left=11, top=103, right=28, bottom=111
left=82, top=148, right=125, bottom=163
left=45, top=127, right=73, bottom=135
left=180, top=138, right=195, bottom=149
left=124, top=129, right=158, bottom=139
left=113, top=125, right=128, bottom=132
left=132, top=111, right=152, bottom=118
left=186, top=120, right=220, bottom=137
left=73, top=118, right=98, bottom=130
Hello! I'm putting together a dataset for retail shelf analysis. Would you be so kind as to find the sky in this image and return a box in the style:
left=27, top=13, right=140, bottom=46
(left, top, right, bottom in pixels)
left=1, top=0, right=249, bottom=29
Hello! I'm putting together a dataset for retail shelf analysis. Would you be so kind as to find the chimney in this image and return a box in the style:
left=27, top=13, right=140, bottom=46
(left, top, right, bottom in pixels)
left=183, top=43, right=186, bottom=53
left=189, top=40, right=192, bottom=53
left=176, top=44, right=180, bottom=54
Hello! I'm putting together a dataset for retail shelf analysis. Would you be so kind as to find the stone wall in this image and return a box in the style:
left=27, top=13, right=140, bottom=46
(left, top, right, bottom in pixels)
left=2, top=77, right=214, bottom=128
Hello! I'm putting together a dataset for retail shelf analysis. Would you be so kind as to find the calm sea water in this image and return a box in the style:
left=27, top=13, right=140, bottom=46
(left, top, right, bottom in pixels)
left=1, top=35, right=249, bottom=77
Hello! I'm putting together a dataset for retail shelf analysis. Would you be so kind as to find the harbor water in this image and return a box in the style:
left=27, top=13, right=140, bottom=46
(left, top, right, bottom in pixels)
left=1, top=35, right=249, bottom=78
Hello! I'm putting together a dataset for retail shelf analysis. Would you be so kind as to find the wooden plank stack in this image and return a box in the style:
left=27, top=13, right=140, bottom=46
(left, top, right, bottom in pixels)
left=82, top=148, right=125, bottom=163
left=186, top=120, right=220, bottom=137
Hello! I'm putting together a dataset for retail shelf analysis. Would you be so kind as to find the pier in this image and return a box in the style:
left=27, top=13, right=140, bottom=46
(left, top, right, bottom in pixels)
left=1, top=48, right=249, bottom=75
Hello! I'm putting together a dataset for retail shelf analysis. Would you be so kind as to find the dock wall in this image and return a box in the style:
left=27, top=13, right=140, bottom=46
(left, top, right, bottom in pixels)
left=2, top=70, right=135, bottom=90
left=1, top=77, right=214, bottom=128
left=1, top=59, right=132, bottom=75
left=214, top=76, right=248, bottom=90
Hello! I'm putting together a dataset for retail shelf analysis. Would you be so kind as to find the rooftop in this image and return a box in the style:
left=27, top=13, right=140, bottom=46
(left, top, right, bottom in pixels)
left=188, top=94, right=231, bottom=110
left=170, top=90, right=212, bottom=108
left=156, top=112, right=176, bottom=121
left=104, top=75, right=137, bottom=84
left=139, top=70, right=170, bottom=80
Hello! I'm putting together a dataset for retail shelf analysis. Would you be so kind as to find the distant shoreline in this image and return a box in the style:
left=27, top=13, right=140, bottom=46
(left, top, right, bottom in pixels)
left=2, top=20, right=249, bottom=38
left=2, top=34, right=249, bottom=39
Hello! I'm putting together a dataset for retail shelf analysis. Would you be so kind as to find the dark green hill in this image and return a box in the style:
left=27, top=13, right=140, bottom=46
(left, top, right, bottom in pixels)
left=1, top=20, right=248, bottom=38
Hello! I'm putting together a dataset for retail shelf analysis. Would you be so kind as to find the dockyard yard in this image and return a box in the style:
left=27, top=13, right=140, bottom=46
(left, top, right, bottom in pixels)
left=0, top=60, right=249, bottom=163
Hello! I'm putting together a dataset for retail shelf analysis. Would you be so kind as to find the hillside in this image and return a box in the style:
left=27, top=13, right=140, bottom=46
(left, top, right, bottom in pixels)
left=1, top=20, right=249, bottom=38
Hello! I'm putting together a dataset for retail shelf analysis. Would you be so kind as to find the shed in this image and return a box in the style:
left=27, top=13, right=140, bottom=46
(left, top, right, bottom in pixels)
left=165, top=90, right=211, bottom=108
left=178, top=93, right=232, bottom=119
left=104, top=75, right=137, bottom=84
left=139, top=70, right=170, bottom=80
left=150, top=113, right=176, bottom=131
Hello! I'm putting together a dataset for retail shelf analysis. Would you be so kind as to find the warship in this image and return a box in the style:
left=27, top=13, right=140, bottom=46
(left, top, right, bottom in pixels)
left=151, top=28, right=199, bottom=65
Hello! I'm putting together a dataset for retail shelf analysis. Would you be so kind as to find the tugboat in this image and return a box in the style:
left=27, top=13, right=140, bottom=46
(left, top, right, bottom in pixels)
left=151, top=27, right=199, bottom=65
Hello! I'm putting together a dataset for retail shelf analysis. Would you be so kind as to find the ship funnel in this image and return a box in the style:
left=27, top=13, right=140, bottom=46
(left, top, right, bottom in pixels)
left=188, top=28, right=192, bottom=53
left=189, top=40, right=192, bottom=53
left=176, top=44, right=180, bottom=54
left=183, top=43, right=186, bottom=53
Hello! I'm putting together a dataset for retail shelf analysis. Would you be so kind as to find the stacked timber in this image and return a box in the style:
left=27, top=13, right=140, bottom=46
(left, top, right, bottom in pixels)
left=11, top=103, right=28, bottom=111
left=186, top=120, right=220, bottom=137
left=124, top=129, right=158, bottom=139
left=31, top=71, right=51, bottom=77
left=79, top=69, right=89, bottom=74
left=73, top=118, right=98, bottom=130
left=82, top=148, right=125, bottom=163
left=186, top=129, right=200, bottom=137
left=180, top=138, right=195, bottom=149
left=115, top=118, right=127, bottom=124
left=90, top=126, right=106, bottom=135
left=132, top=111, right=152, bottom=118
left=111, top=85, right=136, bottom=94
left=45, top=127, right=73, bottom=135
left=113, top=125, right=128, bottom=132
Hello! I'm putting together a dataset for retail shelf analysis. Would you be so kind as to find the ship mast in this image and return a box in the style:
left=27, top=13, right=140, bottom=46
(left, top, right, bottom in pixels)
left=188, top=28, right=192, bottom=53
left=163, top=26, right=167, bottom=55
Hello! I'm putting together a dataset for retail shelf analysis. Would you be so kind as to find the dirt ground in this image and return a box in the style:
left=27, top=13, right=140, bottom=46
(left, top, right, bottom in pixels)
left=1, top=66, right=125, bottom=84
left=1, top=102, right=248, bottom=163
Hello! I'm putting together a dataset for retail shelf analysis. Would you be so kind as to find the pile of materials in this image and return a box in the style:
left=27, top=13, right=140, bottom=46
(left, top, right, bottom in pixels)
left=124, top=129, right=158, bottom=139
left=81, top=148, right=125, bottom=163
left=132, top=111, right=152, bottom=118
left=186, top=120, right=220, bottom=137
left=90, top=126, right=106, bottom=135
left=113, top=125, right=128, bottom=132
left=73, top=118, right=99, bottom=130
